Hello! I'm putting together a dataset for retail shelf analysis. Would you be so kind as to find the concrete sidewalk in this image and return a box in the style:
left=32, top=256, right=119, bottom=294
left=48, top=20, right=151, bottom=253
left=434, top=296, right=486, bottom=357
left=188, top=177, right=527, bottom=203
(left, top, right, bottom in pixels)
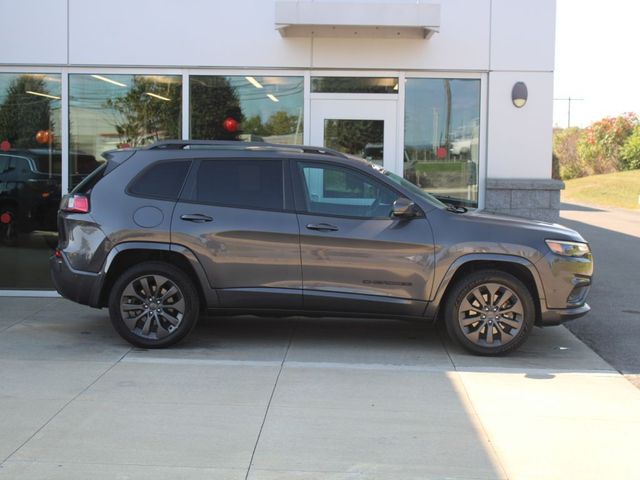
left=1, top=298, right=640, bottom=479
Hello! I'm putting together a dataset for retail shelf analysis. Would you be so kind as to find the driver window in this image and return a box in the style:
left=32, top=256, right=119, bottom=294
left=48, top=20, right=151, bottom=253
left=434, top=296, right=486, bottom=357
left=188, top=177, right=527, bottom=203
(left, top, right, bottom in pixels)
left=298, top=163, right=397, bottom=218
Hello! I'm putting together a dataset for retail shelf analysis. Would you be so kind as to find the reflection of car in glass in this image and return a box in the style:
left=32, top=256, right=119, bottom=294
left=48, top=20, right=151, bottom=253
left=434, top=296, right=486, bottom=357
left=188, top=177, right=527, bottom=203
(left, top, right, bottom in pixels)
left=52, top=140, right=593, bottom=356
left=0, top=149, right=99, bottom=243
left=362, top=143, right=383, bottom=162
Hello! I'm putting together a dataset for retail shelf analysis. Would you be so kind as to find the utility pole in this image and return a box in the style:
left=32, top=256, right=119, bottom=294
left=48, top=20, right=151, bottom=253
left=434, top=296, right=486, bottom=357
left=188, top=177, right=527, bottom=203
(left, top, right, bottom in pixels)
left=554, top=97, right=585, bottom=128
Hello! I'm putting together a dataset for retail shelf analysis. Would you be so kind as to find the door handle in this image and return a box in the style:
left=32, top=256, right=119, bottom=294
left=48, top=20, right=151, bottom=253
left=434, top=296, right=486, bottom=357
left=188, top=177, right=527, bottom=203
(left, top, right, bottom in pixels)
left=306, top=223, right=339, bottom=232
left=180, top=213, right=213, bottom=223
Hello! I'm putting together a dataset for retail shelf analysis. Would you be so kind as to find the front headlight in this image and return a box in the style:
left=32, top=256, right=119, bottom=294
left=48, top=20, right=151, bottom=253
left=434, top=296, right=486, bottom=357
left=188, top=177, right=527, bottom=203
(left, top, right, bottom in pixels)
left=545, top=239, right=591, bottom=257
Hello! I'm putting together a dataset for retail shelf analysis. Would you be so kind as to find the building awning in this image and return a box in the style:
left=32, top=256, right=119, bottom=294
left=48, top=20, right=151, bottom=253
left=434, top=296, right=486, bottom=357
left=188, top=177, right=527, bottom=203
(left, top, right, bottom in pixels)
left=275, top=2, right=440, bottom=39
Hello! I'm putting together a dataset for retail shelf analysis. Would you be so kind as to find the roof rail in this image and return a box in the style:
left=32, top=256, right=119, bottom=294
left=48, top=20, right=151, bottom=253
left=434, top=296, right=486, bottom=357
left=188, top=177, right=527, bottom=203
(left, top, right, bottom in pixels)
left=146, top=140, right=347, bottom=158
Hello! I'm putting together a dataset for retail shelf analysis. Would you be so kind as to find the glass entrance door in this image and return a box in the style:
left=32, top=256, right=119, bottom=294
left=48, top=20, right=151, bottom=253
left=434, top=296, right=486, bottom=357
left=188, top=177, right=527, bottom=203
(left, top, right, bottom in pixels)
left=309, top=99, right=398, bottom=173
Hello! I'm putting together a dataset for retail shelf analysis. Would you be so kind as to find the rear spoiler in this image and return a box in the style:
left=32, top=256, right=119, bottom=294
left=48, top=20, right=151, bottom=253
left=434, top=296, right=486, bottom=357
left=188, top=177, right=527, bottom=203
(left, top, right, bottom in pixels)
left=101, top=149, right=135, bottom=174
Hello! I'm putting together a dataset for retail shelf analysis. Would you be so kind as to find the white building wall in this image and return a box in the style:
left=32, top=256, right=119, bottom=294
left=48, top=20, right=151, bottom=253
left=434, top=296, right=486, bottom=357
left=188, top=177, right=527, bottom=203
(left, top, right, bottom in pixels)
left=487, top=0, right=556, bottom=180
left=0, top=0, right=557, bottom=184
left=0, top=0, right=67, bottom=65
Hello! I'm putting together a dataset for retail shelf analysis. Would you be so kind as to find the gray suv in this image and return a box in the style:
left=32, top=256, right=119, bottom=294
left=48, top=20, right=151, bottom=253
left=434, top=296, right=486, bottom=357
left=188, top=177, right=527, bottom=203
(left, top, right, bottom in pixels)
left=50, top=141, right=593, bottom=355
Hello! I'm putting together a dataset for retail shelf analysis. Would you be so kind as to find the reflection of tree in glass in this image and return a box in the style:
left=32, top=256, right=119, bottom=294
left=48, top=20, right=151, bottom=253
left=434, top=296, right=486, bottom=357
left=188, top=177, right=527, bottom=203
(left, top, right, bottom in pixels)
left=0, top=76, right=55, bottom=148
left=324, top=120, right=383, bottom=156
left=105, top=77, right=181, bottom=147
left=190, top=77, right=244, bottom=140
left=243, top=111, right=300, bottom=137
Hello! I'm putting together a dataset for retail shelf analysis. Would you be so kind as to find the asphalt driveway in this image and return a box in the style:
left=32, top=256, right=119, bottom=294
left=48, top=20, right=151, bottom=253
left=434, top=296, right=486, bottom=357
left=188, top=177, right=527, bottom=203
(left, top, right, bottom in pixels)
left=559, top=202, right=640, bottom=387
left=1, top=297, right=640, bottom=479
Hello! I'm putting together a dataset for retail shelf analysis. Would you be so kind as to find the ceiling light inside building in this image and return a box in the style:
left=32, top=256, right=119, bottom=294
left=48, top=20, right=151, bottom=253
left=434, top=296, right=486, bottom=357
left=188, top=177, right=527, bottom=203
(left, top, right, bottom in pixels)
left=91, top=75, right=127, bottom=87
left=26, top=90, right=61, bottom=100
left=246, top=76, right=264, bottom=89
left=267, top=93, right=279, bottom=102
left=145, top=92, right=171, bottom=101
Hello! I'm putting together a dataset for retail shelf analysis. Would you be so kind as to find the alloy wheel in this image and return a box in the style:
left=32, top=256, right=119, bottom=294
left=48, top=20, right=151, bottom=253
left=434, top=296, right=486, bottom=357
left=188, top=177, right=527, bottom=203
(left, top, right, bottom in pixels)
left=119, top=274, right=185, bottom=340
left=457, top=282, right=524, bottom=347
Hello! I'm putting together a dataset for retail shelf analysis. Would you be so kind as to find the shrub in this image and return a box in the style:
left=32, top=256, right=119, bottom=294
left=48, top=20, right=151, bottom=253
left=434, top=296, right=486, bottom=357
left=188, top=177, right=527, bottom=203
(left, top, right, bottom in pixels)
left=620, top=125, right=640, bottom=170
left=576, top=113, right=638, bottom=175
left=553, top=127, right=585, bottom=179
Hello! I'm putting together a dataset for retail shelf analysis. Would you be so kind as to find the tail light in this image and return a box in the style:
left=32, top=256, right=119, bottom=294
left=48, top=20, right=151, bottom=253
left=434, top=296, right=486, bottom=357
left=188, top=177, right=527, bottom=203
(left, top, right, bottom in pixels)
left=61, top=194, right=90, bottom=213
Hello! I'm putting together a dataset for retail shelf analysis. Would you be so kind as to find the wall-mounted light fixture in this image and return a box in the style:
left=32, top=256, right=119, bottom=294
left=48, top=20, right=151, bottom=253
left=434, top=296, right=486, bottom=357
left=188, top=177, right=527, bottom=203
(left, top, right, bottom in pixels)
left=512, top=82, right=528, bottom=108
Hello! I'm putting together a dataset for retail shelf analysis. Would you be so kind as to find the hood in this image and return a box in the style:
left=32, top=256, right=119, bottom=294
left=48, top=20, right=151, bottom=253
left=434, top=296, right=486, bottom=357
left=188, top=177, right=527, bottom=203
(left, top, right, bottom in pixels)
left=461, top=210, right=586, bottom=242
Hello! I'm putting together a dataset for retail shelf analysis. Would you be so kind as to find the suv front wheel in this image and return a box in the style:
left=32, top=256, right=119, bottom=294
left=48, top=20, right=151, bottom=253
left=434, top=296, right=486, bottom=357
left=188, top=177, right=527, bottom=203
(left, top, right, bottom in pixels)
left=444, top=270, right=535, bottom=355
left=108, top=261, right=200, bottom=348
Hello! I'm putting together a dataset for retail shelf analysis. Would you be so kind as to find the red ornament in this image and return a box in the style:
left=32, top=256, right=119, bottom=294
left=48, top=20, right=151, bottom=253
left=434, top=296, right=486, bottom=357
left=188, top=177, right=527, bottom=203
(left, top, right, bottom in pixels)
left=223, top=117, right=239, bottom=133
left=0, top=212, right=11, bottom=224
left=36, top=130, right=48, bottom=144
left=436, top=146, right=447, bottom=159
left=0, top=140, right=10, bottom=152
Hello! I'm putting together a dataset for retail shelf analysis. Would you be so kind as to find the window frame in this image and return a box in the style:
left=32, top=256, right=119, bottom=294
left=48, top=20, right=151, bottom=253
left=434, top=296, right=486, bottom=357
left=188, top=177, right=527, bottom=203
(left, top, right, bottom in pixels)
left=290, top=159, right=406, bottom=221
left=178, top=157, right=291, bottom=213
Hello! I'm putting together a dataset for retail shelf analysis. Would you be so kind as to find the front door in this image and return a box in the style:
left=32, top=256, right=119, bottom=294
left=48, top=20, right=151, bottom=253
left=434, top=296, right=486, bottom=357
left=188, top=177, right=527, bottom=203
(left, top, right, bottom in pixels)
left=310, top=98, right=398, bottom=172
left=292, top=160, right=435, bottom=316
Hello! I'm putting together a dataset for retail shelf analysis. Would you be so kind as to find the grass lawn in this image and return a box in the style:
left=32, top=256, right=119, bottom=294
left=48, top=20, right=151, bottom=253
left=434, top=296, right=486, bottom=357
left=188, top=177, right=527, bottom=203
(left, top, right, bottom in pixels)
left=562, top=170, right=640, bottom=209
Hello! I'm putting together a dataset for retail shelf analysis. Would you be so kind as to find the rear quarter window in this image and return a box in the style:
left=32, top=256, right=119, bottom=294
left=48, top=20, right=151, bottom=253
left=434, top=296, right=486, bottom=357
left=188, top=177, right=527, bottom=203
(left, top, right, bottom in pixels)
left=128, top=160, right=191, bottom=200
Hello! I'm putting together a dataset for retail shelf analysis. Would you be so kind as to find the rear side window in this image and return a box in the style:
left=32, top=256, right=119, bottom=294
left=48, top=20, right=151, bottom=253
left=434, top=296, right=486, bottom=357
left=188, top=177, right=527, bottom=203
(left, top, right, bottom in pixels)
left=193, top=159, right=283, bottom=211
left=129, top=160, right=191, bottom=200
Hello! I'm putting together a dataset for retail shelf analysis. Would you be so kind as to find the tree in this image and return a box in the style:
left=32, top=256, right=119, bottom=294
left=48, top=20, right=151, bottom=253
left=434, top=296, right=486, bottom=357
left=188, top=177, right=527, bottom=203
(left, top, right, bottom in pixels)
left=190, top=77, right=244, bottom=140
left=105, top=77, right=181, bottom=147
left=0, top=75, right=55, bottom=148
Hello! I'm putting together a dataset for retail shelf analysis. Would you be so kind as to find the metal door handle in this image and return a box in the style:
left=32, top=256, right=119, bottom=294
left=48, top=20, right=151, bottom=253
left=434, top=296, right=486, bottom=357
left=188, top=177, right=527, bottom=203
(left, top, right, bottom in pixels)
left=180, top=214, right=213, bottom=223
left=306, top=223, right=339, bottom=232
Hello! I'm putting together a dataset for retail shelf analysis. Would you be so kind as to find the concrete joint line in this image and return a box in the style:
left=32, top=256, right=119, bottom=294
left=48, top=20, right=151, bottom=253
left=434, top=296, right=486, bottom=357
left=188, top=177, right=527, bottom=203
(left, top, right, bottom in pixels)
left=244, top=324, right=297, bottom=480
left=0, top=346, right=133, bottom=466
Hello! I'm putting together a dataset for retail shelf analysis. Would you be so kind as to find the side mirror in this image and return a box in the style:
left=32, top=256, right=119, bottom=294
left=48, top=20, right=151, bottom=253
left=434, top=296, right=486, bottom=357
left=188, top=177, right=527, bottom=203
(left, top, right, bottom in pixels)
left=392, top=197, right=418, bottom=218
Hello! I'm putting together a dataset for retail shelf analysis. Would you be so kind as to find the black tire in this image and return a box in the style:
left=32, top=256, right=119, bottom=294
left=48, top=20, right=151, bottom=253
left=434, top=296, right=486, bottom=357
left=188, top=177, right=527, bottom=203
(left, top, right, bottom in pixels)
left=108, top=261, right=200, bottom=348
left=443, top=270, right=535, bottom=355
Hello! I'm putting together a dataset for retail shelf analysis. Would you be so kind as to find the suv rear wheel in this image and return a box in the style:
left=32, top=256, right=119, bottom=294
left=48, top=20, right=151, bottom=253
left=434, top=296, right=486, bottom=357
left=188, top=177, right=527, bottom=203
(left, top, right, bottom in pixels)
left=444, top=270, right=535, bottom=355
left=108, top=261, right=200, bottom=348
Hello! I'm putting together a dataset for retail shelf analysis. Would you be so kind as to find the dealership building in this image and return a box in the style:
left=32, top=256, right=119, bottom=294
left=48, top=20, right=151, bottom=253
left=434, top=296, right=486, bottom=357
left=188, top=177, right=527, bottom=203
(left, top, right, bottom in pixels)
left=0, top=0, right=558, bottom=292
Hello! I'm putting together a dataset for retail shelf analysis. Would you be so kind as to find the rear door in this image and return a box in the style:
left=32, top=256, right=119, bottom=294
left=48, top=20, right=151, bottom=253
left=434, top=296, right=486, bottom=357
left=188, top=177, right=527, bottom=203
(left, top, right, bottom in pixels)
left=172, top=157, right=302, bottom=308
left=292, top=160, right=435, bottom=316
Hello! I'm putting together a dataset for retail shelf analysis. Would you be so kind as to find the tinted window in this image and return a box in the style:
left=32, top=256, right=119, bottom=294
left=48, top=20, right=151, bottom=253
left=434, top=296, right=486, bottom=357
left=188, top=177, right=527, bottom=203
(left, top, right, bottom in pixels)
left=194, top=159, right=283, bottom=211
left=129, top=161, right=190, bottom=200
left=298, top=163, right=397, bottom=218
left=32, top=154, right=62, bottom=174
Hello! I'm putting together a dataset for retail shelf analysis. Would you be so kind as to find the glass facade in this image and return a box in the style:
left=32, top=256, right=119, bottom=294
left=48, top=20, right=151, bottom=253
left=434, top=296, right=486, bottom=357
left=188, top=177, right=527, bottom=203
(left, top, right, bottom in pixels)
left=404, top=78, right=480, bottom=207
left=0, top=73, right=61, bottom=288
left=190, top=76, right=304, bottom=144
left=311, top=77, right=398, bottom=94
left=0, top=70, right=483, bottom=290
left=69, top=74, right=182, bottom=188
left=324, top=119, right=384, bottom=165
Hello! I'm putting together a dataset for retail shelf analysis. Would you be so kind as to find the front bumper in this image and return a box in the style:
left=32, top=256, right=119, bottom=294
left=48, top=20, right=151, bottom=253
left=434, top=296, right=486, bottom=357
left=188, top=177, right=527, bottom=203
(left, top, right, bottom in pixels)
left=49, top=252, right=104, bottom=308
left=539, top=303, right=591, bottom=326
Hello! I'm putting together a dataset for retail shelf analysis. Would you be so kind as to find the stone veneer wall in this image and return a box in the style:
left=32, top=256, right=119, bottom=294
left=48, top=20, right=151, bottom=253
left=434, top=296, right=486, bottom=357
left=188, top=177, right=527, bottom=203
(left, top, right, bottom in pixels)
left=484, top=178, right=564, bottom=222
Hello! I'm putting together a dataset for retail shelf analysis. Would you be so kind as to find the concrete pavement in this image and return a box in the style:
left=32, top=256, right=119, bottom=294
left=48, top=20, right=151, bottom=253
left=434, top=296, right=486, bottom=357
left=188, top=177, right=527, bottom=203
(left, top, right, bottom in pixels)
left=559, top=202, right=640, bottom=388
left=1, top=298, right=640, bottom=479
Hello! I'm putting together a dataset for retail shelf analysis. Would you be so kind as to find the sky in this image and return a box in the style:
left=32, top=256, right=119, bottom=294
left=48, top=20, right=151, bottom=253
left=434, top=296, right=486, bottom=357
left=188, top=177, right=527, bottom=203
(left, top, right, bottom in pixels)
left=553, top=0, right=640, bottom=128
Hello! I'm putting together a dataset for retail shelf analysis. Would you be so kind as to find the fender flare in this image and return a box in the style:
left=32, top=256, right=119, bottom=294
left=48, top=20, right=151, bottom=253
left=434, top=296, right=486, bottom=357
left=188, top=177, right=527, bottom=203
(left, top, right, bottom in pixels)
left=101, top=241, right=217, bottom=307
left=424, top=253, right=546, bottom=320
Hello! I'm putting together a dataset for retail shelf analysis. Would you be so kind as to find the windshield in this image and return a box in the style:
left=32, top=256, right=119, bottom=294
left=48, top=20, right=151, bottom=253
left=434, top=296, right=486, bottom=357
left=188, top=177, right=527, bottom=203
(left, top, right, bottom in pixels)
left=381, top=169, right=446, bottom=209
